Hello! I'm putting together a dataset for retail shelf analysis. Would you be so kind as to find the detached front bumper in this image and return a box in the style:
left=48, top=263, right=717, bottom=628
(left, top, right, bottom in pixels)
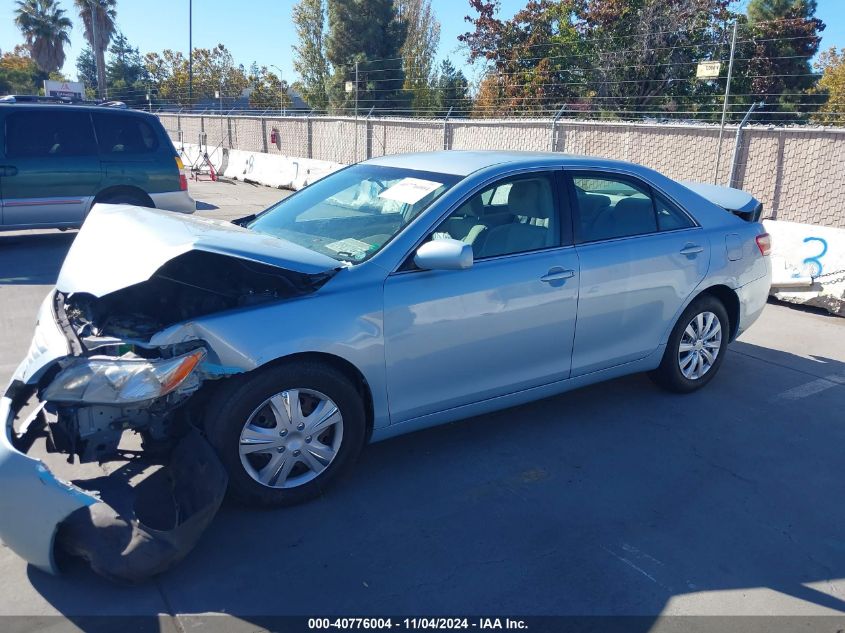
left=0, top=395, right=98, bottom=574
left=0, top=292, right=228, bottom=582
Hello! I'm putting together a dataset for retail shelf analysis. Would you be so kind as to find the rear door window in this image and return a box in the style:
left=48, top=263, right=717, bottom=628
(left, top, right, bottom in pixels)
left=6, top=111, right=97, bottom=158
left=93, top=114, right=159, bottom=155
left=571, top=174, right=657, bottom=243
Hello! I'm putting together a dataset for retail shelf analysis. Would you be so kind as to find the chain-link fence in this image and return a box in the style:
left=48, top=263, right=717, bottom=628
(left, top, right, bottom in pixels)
left=158, top=112, right=845, bottom=229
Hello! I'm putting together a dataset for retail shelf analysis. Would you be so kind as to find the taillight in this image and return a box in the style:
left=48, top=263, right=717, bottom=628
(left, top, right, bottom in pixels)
left=176, top=156, right=188, bottom=191
left=756, top=232, right=771, bottom=256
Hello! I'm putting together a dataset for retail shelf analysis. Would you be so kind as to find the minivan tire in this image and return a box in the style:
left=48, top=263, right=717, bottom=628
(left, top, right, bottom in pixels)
left=96, top=192, right=154, bottom=207
left=203, top=361, right=366, bottom=508
left=649, top=294, right=730, bottom=394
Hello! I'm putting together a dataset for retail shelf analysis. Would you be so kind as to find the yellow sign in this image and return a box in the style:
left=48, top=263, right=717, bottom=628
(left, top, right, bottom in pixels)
left=696, top=62, right=721, bottom=79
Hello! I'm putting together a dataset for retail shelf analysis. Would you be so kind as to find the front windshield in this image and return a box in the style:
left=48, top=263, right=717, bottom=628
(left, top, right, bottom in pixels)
left=248, top=164, right=461, bottom=263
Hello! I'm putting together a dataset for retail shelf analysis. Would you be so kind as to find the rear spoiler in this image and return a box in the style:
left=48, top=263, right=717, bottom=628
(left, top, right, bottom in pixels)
left=681, top=181, right=764, bottom=223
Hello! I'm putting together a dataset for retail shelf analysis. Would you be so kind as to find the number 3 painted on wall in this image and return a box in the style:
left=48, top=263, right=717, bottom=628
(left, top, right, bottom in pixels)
left=803, top=236, right=828, bottom=277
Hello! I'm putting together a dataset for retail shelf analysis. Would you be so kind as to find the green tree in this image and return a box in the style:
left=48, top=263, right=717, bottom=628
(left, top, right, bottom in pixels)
left=397, top=0, right=440, bottom=112
left=74, top=0, right=116, bottom=99
left=248, top=65, right=293, bottom=111
left=811, top=47, right=845, bottom=125
left=433, top=58, right=471, bottom=115
left=292, top=0, right=330, bottom=110
left=325, top=0, right=408, bottom=113
left=106, top=31, right=149, bottom=107
left=735, top=0, right=825, bottom=121
left=76, top=45, right=97, bottom=96
left=144, top=49, right=188, bottom=106
left=0, top=45, right=44, bottom=94
left=13, top=0, right=72, bottom=74
left=577, top=0, right=732, bottom=119
left=145, top=44, right=249, bottom=109
left=461, top=0, right=587, bottom=116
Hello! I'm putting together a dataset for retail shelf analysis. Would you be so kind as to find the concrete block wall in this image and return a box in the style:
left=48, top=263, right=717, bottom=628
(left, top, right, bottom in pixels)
left=158, top=113, right=845, bottom=229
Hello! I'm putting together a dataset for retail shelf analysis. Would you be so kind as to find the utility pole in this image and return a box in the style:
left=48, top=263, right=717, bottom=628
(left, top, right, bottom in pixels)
left=353, top=60, right=359, bottom=163
left=188, top=0, right=193, bottom=109
left=713, top=20, right=738, bottom=184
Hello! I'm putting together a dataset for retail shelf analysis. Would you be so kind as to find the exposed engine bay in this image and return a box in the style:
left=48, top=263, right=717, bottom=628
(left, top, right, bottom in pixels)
left=41, top=250, right=335, bottom=464
left=64, top=249, right=336, bottom=340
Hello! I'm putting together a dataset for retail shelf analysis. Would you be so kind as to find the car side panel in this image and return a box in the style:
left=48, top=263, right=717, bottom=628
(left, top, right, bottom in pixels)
left=147, top=267, right=392, bottom=431
left=571, top=228, right=711, bottom=376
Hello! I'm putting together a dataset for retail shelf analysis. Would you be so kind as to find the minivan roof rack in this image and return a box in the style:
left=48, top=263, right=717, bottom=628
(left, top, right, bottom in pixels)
left=0, top=95, right=127, bottom=108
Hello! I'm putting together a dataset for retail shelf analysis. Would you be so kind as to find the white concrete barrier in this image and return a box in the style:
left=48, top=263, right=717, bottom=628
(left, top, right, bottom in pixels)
left=179, top=143, right=344, bottom=191
left=764, top=219, right=845, bottom=316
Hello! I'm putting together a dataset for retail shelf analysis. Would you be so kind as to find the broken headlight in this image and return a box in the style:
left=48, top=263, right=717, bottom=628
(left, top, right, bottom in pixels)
left=43, top=349, right=206, bottom=404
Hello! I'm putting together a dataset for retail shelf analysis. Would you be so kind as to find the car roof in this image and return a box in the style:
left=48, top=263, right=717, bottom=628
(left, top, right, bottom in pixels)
left=364, top=150, right=640, bottom=177
left=0, top=102, right=157, bottom=118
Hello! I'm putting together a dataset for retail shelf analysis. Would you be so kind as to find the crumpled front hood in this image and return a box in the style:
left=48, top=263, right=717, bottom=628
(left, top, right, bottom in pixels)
left=57, top=204, right=341, bottom=297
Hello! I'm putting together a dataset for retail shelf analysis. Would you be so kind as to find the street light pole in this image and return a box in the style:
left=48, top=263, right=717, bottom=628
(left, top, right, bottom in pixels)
left=270, top=65, right=285, bottom=117
left=188, top=0, right=193, bottom=109
left=713, top=20, right=738, bottom=184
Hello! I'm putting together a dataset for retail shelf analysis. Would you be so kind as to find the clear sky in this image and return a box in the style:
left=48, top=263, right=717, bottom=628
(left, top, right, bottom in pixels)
left=1, top=0, right=843, bottom=85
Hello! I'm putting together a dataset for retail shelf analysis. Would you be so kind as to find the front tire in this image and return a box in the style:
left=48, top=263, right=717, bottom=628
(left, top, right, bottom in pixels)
left=649, top=295, right=729, bottom=393
left=204, top=361, right=366, bottom=507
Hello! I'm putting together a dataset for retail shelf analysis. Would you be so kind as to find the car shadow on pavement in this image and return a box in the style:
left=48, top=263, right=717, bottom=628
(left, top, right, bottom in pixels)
left=24, top=339, right=845, bottom=627
left=0, top=231, right=75, bottom=285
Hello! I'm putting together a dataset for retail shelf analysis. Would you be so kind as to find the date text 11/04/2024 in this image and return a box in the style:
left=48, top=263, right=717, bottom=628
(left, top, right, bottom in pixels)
left=307, top=618, right=528, bottom=629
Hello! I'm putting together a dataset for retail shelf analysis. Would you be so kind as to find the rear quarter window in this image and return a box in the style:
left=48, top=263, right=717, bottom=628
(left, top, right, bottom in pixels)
left=93, top=114, right=160, bottom=154
left=6, top=110, right=97, bottom=158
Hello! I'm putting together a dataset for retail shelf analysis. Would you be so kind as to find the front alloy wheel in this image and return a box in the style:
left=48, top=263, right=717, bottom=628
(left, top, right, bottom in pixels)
left=678, top=311, right=722, bottom=380
left=204, top=361, right=366, bottom=507
left=239, top=389, right=344, bottom=489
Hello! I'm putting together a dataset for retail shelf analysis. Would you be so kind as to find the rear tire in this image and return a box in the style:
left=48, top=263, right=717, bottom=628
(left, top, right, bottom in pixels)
left=95, top=192, right=154, bottom=207
left=204, top=361, right=366, bottom=508
left=649, top=295, right=729, bottom=394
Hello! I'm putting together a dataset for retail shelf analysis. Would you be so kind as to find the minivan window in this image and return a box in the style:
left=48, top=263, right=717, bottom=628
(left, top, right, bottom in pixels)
left=6, top=111, right=97, bottom=158
left=93, top=114, right=159, bottom=154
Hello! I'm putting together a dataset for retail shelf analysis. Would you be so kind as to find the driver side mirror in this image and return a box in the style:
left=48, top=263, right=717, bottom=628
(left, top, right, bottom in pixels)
left=414, top=238, right=473, bottom=271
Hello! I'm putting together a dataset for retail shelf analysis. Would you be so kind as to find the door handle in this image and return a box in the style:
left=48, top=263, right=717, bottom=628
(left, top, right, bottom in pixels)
left=540, top=268, right=576, bottom=283
left=0, top=166, right=17, bottom=177
left=680, top=244, right=704, bottom=256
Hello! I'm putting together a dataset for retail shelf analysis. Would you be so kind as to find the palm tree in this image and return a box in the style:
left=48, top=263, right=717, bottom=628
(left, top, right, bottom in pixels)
left=74, top=0, right=116, bottom=98
left=14, top=0, right=72, bottom=75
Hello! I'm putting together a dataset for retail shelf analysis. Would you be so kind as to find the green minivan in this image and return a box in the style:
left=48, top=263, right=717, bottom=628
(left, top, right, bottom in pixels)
left=0, top=98, right=194, bottom=230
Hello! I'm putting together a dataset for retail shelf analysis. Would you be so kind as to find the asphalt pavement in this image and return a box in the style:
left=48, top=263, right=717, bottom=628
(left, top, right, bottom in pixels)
left=0, top=178, right=844, bottom=629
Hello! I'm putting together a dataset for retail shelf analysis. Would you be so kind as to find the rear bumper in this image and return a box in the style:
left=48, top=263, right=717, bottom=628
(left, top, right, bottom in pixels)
left=150, top=190, right=196, bottom=214
left=735, top=268, right=772, bottom=338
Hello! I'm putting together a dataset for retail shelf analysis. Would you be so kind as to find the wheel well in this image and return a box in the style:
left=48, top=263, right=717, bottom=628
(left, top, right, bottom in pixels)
left=93, top=186, right=155, bottom=207
left=263, top=352, right=376, bottom=441
left=698, top=285, right=740, bottom=341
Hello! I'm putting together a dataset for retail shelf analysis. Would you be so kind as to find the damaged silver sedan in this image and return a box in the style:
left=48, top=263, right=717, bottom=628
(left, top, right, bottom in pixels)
left=1, top=151, right=771, bottom=582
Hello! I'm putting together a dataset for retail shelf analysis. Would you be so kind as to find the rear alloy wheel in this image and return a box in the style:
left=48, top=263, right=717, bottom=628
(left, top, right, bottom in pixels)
left=677, top=311, right=722, bottom=380
left=204, top=362, right=365, bottom=507
left=649, top=295, right=729, bottom=393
